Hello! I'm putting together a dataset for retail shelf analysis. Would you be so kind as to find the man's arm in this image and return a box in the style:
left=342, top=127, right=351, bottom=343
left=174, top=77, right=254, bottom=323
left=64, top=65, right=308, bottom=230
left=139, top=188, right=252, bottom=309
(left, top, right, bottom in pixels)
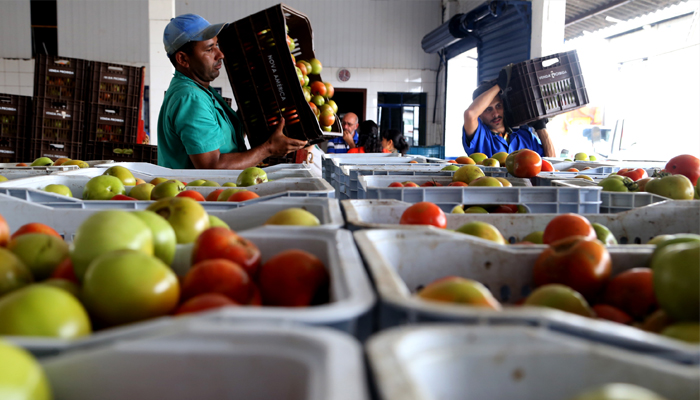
left=463, top=84, right=500, bottom=139
left=190, top=119, right=307, bottom=169
left=534, top=128, right=556, bottom=158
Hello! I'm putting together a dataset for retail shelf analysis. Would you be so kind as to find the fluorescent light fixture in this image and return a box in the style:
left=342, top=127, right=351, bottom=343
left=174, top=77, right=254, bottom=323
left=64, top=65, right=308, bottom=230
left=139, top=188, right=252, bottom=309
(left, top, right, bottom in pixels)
left=605, top=16, right=624, bottom=23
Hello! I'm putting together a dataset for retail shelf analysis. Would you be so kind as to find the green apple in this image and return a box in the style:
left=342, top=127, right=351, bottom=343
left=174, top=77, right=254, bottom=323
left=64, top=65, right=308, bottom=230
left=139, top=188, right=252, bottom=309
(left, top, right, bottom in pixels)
left=129, top=183, right=155, bottom=200
left=200, top=180, right=221, bottom=187
left=131, top=211, right=177, bottom=266
left=44, top=184, right=72, bottom=197
left=186, top=179, right=206, bottom=187
left=40, top=278, right=80, bottom=297
left=146, top=197, right=210, bottom=244
left=0, top=285, right=91, bottom=338
left=223, top=182, right=237, bottom=187
left=652, top=241, right=699, bottom=322
left=82, top=175, right=126, bottom=200
left=524, top=284, right=595, bottom=318
left=592, top=223, right=618, bottom=245
left=103, top=165, right=136, bottom=186
left=450, top=205, right=465, bottom=214
left=574, top=152, right=588, bottom=161
left=464, top=206, right=489, bottom=213
left=217, top=188, right=244, bottom=201
left=452, top=165, right=485, bottom=184
left=522, top=231, right=544, bottom=244
left=7, top=233, right=69, bottom=280
left=70, top=210, right=154, bottom=280
left=0, top=340, right=52, bottom=400
left=0, top=248, right=33, bottom=296
left=209, top=215, right=230, bottom=229
left=81, top=249, right=179, bottom=326
left=150, top=179, right=185, bottom=200
left=441, top=165, right=460, bottom=171
left=455, top=221, right=506, bottom=244
left=150, top=177, right=169, bottom=186
left=469, top=177, right=503, bottom=187
left=570, top=383, right=668, bottom=400
left=30, top=157, right=53, bottom=167
left=236, top=167, right=268, bottom=186
left=265, top=208, right=321, bottom=226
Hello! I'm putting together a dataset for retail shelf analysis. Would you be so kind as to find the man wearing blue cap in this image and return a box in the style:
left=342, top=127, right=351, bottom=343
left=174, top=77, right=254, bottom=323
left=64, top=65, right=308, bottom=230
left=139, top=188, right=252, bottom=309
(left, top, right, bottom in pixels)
left=158, top=14, right=307, bottom=169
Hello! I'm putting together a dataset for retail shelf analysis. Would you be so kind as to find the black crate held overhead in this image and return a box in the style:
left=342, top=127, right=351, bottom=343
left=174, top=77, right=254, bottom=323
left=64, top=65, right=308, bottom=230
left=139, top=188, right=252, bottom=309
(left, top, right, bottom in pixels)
left=505, top=50, right=589, bottom=126
left=34, top=54, right=88, bottom=101
left=86, top=103, right=139, bottom=143
left=218, top=3, right=341, bottom=149
left=32, top=98, right=84, bottom=143
left=0, top=94, right=31, bottom=162
left=85, top=141, right=157, bottom=163
left=87, top=62, right=144, bottom=108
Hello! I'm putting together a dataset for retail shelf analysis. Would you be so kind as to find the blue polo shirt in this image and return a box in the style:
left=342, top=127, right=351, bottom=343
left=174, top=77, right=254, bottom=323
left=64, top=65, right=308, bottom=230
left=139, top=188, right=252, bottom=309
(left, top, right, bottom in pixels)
left=326, top=132, right=358, bottom=153
left=462, top=119, right=544, bottom=157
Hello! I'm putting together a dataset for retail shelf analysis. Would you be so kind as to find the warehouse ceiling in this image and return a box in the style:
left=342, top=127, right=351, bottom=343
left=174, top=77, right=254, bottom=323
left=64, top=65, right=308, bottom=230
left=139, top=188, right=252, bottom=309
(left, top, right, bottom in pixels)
left=565, top=0, right=687, bottom=40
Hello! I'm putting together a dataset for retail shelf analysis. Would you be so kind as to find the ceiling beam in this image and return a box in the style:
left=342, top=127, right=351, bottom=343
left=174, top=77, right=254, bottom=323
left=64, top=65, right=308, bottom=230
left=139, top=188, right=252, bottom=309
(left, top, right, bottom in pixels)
left=565, top=0, right=634, bottom=26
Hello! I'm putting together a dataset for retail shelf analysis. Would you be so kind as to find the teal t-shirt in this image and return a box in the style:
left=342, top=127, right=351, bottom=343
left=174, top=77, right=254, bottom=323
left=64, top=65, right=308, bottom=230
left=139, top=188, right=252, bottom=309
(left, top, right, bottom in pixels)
left=157, top=70, right=245, bottom=169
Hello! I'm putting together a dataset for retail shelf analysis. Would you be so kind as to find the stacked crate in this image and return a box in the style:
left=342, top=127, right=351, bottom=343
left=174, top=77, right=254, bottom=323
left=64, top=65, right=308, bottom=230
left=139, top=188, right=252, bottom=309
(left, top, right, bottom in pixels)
left=0, top=94, right=32, bottom=163
left=31, top=54, right=88, bottom=160
left=83, top=61, right=156, bottom=163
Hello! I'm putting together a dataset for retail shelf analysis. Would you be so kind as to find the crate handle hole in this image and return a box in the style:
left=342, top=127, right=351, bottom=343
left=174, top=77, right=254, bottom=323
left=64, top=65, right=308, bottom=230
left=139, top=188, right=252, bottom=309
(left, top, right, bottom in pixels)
left=107, top=66, right=124, bottom=72
left=105, top=109, right=116, bottom=114
left=49, top=144, right=65, bottom=149
left=542, top=58, right=559, bottom=68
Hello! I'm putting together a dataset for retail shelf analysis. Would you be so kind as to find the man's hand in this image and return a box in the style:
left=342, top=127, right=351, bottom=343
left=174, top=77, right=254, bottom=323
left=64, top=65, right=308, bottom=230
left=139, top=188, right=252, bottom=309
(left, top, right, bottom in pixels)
left=265, top=118, right=308, bottom=157
left=342, top=130, right=356, bottom=148
left=528, top=118, right=548, bottom=131
left=497, top=64, right=513, bottom=92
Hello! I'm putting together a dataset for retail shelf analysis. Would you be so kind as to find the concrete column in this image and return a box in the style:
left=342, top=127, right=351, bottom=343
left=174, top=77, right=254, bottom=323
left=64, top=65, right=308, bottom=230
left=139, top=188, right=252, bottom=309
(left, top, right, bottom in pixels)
left=530, top=0, right=567, bottom=58
left=148, top=0, right=176, bottom=146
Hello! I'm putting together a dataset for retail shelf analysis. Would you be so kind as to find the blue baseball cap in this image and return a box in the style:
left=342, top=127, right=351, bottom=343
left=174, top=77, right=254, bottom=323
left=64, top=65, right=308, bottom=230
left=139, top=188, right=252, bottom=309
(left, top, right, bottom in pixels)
left=163, top=14, right=228, bottom=57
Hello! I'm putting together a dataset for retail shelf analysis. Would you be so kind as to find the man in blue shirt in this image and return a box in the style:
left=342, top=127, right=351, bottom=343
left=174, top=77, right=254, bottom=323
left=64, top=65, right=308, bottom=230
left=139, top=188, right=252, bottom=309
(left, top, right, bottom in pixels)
left=462, top=78, right=555, bottom=158
left=326, top=112, right=359, bottom=153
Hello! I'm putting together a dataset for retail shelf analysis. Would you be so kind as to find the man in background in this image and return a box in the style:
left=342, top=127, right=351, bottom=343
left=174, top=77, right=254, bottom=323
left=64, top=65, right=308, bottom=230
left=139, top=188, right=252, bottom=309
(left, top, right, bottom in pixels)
left=326, top=112, right=359, bottom=153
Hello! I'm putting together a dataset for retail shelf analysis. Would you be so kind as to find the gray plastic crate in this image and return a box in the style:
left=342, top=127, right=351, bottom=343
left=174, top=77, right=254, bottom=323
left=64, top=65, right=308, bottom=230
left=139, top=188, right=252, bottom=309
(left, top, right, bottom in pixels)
left=357, top=175, right=602, bottom=214
left=552, top=179, right=674, bottom=213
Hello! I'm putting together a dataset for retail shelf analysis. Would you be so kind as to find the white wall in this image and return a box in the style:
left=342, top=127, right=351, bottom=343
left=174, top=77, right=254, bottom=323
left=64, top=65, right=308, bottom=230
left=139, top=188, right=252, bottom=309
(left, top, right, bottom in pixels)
left=0, top=0, right=32, bottom=59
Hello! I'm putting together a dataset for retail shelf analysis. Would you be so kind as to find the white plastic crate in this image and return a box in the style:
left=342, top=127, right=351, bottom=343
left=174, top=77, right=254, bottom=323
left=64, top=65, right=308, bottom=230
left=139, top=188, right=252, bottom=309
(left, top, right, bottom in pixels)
left=57, top=166, right=315, bottom=180
left=42, top=321, right=369, bottom=400
left=6, top=227, right=375, bottom=355
left=367, top=325, right=700, bottom=400
left=553, top=179, right=675, bottom=213
left=92, top=162, right=311, bottom=176
left=353, top=228, right=700, bottom=364
left=342, top=199, right=699, bottom=243
left=322, top=153, right=442, bottom=184
left=531, top=172, right=608, bottom=186
left=336, top=164, right=506, bottom=199
left=0, top=164, right=77, bottom=171
left=357, top=175, right=601, bottom=214
left=0, top=195, right=344, bottom=239
left=321, top=153, right=400, bottom=181
left=0, top=175, right=335, bottom=201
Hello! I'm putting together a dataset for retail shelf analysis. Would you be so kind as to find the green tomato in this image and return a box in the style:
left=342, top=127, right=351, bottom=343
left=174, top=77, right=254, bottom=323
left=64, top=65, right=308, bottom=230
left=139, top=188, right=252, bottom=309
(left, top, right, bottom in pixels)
left=598, top=176, right=637, bottom=192
left=645, top=175, right=695, bottom=200
left=651, top=241, right=699, bottom=322
left=592, top=223, right=618, bottom=245
left=0, top=340, right=52, bottom=400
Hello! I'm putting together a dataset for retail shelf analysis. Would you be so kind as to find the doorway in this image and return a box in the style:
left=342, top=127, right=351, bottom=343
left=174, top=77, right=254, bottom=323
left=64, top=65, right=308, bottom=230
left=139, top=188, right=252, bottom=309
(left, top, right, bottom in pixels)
left=333, top=88, right=366, bottom=122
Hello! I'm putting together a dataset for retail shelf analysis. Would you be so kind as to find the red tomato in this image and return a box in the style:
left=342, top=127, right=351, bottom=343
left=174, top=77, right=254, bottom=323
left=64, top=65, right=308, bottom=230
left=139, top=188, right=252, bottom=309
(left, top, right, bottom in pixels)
left=50, top=257, right=79, bottom=284
left=533, top=236, right=612, bottom=300
left=228, top=191, right=260, bottom=202
left=492, top=204, right=518, bottom=214
left=175, top=293, right=238, bottom=315
left=191, top=227, right=262, bottom=278
left=566, top=168, right=579, bottom=172
left=448, top=181, right=468, bottom=186
left=593, top=304, right=633, bottom=324
left=319, top=111, right=335, bottom=127
left=665, top=154, right=700, bottom=185
left=206, top=189, right=225, bottom=201
left=541, top=159, right=554, bottom=172
left=258, top=249, right=329, bottom=307
left=310, top=81, right=327, bottom=97
left=420, top=181, right=443, bottom=187
left=11, top=223, right=62, bottom=240
left=602, top=268, right=657, bottom=320
left=542, top=213, right=596, bottom=244
left=111, top=194, right=137, bottom=201
left=616, top=168, right=648, bottom=182
left=388, top=182, right=404, bottom=187
left=176, top=190, right=206, bottom=202
left=309, top=102, right=319, bottom=117
left=399, top=202, right=447, bottom=229
left=505, top=149, right=542, bottom=178
left=181, top=259, right=254, bottom=304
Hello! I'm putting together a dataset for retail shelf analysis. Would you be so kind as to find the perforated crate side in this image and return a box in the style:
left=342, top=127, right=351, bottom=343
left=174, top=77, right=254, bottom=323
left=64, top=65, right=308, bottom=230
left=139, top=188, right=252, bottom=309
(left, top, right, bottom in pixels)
left=85, top=141, right=157, bottom=164
left=87, top=61, right=144, bottom=108
left=0, top=94, right=31, bottom=162
left=31, top=98, right=85, bottom=155
left=86, top=103, right=139, bottom=144
left=34, top=54, right=88, bottom=101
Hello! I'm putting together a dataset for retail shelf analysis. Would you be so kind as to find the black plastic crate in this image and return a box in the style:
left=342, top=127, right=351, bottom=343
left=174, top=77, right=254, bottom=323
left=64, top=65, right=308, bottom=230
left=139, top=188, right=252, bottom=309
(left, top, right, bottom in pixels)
left=505, top=50, right=589, bottom=126
left=32, top=98, right=84, bottom=144
left=87, top=62, right=144, bottom=108
left=85, top=141, right=157, bottom=163
left=0, top=94, right=31, bottom=162
left=34, top=54, right=88, bottom=101
left=86, top=103, right=139, bottom=143
left=218, top=4, right=341, bottom=149
left=29, top=139, right=83, bottom=160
